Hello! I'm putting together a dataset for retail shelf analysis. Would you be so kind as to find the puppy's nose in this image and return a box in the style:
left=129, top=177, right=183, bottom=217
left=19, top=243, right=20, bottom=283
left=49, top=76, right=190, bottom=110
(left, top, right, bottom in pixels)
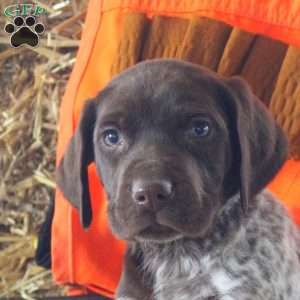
left=132, top=180, right=173, bottom=210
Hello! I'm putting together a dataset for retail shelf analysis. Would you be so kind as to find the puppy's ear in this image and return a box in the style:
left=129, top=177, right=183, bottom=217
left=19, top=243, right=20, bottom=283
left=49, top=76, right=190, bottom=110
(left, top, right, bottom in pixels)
left=224, top=77, right=288, bottom=212
left=56, top=100, right=96, bottom=228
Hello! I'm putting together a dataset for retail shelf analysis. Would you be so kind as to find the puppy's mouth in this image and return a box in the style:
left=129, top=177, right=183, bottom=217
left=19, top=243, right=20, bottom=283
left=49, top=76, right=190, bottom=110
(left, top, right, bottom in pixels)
left=135, top=222, right=183, bottom=243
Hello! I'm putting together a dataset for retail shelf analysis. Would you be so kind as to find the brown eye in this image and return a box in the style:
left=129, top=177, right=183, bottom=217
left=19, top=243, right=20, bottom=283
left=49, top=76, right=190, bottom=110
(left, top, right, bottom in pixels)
left=103, top=129, right=121, bottom=146
left=191, top=120, right=211, bottom=137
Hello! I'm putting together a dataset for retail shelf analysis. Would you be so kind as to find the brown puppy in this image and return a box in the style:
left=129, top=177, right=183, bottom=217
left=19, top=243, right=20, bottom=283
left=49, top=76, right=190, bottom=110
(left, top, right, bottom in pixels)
left=57, top=60, right=300, bottom=300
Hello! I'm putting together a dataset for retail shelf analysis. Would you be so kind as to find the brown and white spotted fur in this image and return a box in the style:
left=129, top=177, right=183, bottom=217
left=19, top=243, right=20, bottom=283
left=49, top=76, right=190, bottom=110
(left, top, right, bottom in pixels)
left=134, top=191, right=300, bottom=300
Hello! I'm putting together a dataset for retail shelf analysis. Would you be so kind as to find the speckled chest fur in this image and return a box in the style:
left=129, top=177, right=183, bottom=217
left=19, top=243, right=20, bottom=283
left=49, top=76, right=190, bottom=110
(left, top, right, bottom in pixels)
left=137, top=191, right=300, bottom=300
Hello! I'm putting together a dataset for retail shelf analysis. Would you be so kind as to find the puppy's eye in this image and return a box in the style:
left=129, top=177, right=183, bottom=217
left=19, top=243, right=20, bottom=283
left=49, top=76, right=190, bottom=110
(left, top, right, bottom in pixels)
left=191, top=120, right=211, bottom=137
left=103, top=129, right=121, bottom=146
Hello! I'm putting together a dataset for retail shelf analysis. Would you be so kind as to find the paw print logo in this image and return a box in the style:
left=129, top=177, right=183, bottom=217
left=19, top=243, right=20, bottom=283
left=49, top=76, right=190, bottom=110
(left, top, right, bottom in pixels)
left=4, top=16, right=45, bottom=48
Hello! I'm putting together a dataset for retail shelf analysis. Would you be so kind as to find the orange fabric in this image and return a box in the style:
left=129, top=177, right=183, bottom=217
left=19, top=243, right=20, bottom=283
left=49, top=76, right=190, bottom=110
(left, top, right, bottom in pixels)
left=52, top=0, right=300, bottom=297
left=268, top=160, right=300, bottom=225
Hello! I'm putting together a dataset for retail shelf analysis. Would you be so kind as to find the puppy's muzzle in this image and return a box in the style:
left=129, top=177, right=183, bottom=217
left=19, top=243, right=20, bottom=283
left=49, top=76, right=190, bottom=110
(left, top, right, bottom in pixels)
left=132, top=179, right=173, bottom=212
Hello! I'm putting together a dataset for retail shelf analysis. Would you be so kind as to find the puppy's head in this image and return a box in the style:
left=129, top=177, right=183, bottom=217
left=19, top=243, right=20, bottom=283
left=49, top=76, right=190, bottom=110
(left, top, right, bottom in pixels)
left=57, top=59, right=287, bottom=242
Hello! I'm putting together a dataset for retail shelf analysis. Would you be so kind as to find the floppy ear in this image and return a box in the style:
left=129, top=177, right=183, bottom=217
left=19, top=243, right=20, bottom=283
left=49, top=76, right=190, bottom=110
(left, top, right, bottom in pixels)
left=224, top=77, right=288, bottom=212
left=56, top=100, right=96, bottom=228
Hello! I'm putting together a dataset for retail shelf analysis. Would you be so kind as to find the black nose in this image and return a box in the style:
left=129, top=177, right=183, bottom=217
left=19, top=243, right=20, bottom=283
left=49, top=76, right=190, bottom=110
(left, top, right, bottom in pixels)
left=132, top=179, right=173, bottom=210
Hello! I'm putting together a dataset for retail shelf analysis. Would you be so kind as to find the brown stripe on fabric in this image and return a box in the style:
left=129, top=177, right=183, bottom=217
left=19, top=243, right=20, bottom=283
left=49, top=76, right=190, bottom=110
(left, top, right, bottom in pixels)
left=179, top=17, right=232, bottom=70
left=142, top=16, right=189, bottom=60
left=111, top=12, right=149, bottom=76
left=218, top=28, right=256, bottom=76
left=240, top=36, right=287, bottom=106
left=269, top=46, right=300, bottom=158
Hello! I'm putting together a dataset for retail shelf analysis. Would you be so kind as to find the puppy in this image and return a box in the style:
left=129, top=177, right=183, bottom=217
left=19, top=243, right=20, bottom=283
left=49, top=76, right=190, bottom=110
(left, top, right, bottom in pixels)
left=57, top=59, right=300, bottom=300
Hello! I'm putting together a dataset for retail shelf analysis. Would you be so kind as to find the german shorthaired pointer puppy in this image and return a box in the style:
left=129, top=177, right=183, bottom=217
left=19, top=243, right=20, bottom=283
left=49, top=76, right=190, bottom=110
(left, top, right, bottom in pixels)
left=57, top=59, right=300, bottom=300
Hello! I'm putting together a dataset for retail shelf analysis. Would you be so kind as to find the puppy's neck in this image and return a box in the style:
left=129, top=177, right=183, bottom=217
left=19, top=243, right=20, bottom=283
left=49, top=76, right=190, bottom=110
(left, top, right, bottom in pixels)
left=132, top=194, right=249, bottom=298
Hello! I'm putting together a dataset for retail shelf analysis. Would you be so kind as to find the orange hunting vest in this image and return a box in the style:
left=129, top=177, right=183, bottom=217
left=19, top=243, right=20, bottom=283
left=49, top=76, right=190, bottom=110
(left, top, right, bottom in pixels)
left=53, top=0, right=300, bottom=298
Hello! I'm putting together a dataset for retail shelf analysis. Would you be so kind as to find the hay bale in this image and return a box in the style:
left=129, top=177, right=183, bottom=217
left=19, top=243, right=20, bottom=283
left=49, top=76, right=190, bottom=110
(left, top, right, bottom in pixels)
left=0, top=1, right=87, bottom=298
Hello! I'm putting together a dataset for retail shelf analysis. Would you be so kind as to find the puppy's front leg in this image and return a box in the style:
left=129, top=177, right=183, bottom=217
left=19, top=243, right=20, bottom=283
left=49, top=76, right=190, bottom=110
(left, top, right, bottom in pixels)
left=116, top=247, right=153, bottom=300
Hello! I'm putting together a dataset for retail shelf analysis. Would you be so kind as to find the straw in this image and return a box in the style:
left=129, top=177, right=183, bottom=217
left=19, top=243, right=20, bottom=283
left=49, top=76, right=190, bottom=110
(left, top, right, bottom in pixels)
left=0, top=0, right=86, bottom=298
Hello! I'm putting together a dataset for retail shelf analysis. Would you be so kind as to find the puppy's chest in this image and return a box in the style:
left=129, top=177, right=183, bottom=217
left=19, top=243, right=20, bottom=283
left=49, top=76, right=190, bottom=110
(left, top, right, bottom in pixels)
left=142, top=242, right=241, bottom=300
